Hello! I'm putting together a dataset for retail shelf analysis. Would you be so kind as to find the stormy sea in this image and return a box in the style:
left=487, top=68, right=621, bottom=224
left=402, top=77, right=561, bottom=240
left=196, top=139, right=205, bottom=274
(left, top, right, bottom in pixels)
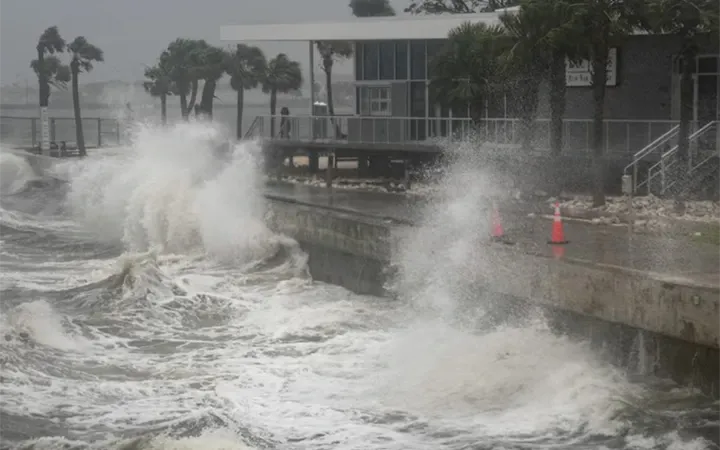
left=0, top=121, right=717, bottom=450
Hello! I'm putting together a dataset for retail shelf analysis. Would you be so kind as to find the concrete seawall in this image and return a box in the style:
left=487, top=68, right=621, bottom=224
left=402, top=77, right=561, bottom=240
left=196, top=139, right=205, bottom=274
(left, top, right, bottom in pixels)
left=265, top=195, right=720, bottom=397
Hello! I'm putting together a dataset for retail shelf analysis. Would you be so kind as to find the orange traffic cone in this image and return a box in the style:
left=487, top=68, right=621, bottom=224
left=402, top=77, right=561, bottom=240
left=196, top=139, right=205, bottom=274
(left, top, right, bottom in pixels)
left=548, top=202, right=569, bottom=245
left=490, top=203, right=505, bottom=241
left=490, top=202, right=514, bottom=245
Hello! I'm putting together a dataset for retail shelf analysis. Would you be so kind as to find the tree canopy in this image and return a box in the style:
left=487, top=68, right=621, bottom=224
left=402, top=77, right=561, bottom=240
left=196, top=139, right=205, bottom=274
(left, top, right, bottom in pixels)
left=350, top=0, right=396, bottom=17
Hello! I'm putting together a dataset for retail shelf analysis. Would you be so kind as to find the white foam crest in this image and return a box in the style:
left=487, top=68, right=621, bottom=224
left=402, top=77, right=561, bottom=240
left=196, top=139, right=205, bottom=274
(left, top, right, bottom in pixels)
left=391, top=140, right=507, bottom=318
left=1, top=300, right=89, bottom=351
left=65, top=121, right=287, bottom=265
left=0, top=148, right=41, bottom=195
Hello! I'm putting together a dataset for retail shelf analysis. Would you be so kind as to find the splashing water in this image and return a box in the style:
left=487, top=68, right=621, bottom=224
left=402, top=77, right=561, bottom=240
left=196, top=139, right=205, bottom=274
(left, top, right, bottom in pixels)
left=0, top=122, right=717, bottom=450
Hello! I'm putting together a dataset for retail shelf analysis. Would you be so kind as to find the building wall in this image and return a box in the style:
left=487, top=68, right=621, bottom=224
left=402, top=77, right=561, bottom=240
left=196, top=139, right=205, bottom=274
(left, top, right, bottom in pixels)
left=536, top=34, right=712, bottom=121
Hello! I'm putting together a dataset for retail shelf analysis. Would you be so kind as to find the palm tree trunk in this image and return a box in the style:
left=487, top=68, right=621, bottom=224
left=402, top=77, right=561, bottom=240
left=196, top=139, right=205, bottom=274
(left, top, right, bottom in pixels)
left=37, top=48, right=50, bottom=154
left=678, top=49, right=695, bottom=166
left=590, top=47, right=609, bottom=207
left=200, top=79, right=217, bottom=120
left=160, top=94, right=167, bottom=125
left=549, top=50, right=566, bottom=156
left=236, top=88, right=244, bottom=140
left=71, top=65, right=86, bottom=157
left=180, top=94, right=189, bottom=120
left=519, top=77, right=540, bottom=152
left=270, top=89, right=277, bottom=138
left=187, top=80, right=198, bottom=116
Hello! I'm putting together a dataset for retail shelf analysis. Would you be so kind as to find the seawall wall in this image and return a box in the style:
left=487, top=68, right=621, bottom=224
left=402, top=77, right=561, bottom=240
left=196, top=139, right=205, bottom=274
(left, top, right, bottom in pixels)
left=265, top=195, right=720, bottom=397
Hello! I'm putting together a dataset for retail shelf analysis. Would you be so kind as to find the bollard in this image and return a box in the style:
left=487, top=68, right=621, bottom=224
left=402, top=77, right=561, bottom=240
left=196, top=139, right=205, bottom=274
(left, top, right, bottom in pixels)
left=621, top=174, right=633, bottom=233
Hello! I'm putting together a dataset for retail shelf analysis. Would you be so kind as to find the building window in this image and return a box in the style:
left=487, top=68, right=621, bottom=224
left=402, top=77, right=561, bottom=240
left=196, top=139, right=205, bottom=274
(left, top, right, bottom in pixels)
left=379, top=42, right=395, bottom=80
left=363, top=42, right=379, bottom=81
left=359, top=86, right=391, bottom=116
left=354, top=43, right=363, bottom=81
left=395, top=41, right=408, bottom=80
left=410, top=41, right=426, bottom=80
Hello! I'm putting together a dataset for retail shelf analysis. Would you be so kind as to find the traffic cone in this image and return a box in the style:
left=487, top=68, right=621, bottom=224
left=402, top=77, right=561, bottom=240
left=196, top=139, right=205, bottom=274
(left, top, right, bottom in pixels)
left=547, top=202, right=569, bottom=245
left=490, top=202, right=513, bottom=244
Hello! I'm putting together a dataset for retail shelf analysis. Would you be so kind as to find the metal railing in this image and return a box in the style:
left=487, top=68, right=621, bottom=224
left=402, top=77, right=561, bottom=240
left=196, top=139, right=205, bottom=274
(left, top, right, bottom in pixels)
left=243, top=115, right=263, bottom=139
left=624, top=124, right=681, bottom=194
left=247, top=114, right=679, bottom=155
left=646, top=120, right=719, bottom=195
left=0, top=116, right=122, bottom=149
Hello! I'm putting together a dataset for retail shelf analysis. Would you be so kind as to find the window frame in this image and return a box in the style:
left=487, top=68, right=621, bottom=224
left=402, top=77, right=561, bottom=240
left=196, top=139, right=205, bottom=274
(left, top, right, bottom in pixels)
left=358, top=85, right=392, bottom=116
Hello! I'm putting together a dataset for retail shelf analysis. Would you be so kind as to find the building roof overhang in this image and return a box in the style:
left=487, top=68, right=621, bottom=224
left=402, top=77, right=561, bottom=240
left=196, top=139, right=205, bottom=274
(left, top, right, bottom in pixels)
left=220, top=12, right=505, bottom=42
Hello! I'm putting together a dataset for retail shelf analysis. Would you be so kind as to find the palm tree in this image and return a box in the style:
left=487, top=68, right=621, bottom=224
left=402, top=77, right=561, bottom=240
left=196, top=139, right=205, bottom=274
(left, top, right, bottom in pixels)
left=225, top=44, right=267, bottom=139
left=33, top=26, right=67, bottom=153
left=316, top=41, right=353, bottom=120
left=502, top=0, right=578, bottom=157
left=67, top=37, right=104, bottom=157
left=430, top=22, right=510, bottom=123
left=646, top=0, right=720, bottom=166
left=261, top=53, right=303, bottom=137
left=143, top=65, right=173, bottom=125
left=573, top=0, right=648, bottom=207
left=160, top=39, right=207, bottom=119
left=197, top=45, right=227, bottom=120
left=350, top=0, right=396, bottom=16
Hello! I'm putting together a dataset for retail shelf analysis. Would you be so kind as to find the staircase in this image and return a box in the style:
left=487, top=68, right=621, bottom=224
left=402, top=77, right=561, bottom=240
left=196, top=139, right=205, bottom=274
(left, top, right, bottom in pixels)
left=243, top=116, right=264, bottom=140
left=626, top=121, right=719, bottom=198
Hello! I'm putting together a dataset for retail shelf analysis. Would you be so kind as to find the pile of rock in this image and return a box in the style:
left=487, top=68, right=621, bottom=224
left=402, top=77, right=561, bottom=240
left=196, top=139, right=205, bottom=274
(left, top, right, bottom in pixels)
left=555, top=195, right=719, bottom=224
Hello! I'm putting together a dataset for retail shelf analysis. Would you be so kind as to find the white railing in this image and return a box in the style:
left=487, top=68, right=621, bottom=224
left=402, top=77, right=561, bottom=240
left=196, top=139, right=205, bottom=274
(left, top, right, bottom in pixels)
left=646, top=120, right=719, bottom=195
left=0, top=115, right=122, bottom=149
left=624, top=124, right=680, bottom=194
left=248, top=114, right=679, bottom=155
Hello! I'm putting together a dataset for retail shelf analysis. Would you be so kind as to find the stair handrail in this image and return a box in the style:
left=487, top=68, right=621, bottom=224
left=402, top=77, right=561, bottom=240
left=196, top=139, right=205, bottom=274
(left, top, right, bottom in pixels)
left=645, top=120, right=718, bottom=194
left=624, top=124, right=679, bottom=193
left=243, top=116, right=263, bottom=140
left=625, top=124, right=679, bottom=170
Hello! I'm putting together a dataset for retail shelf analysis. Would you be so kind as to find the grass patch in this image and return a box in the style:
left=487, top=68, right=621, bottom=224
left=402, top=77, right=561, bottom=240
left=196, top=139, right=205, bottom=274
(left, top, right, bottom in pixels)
left=691, top=223, right=720, bottom=246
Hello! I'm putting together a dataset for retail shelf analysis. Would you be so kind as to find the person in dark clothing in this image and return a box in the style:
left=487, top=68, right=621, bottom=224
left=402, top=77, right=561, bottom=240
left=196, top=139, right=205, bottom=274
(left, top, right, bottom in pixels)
left=279, top=107, right=291, bottom=139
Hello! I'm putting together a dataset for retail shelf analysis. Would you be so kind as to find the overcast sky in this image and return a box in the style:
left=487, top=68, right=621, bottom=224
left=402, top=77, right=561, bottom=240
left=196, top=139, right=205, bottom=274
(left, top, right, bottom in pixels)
left=0, top=0, right=408, bottom=86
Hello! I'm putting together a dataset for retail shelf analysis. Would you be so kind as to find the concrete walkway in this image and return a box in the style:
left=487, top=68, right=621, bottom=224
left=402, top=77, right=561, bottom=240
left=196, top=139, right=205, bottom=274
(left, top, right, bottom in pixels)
left=265, top=182, right=720, bottom=287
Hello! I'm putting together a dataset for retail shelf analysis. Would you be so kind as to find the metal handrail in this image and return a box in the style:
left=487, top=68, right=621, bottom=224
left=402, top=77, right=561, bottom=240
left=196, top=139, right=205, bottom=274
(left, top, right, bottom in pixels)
left=242, top=116, right=262, bottom=140
left=652, top=120, right=719, bottom=194
left=624, top=124, right=679, bottom=194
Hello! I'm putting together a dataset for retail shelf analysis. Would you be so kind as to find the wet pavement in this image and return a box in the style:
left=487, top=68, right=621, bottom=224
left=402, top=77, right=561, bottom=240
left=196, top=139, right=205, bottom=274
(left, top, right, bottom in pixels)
left=264, top=182, right=720, bottom=287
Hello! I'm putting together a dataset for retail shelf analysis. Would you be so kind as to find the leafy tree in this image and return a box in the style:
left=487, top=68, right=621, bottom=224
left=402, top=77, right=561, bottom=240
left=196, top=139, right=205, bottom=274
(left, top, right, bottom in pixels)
left=30, top=55, right=70, bottom=104
left=404, top=0, right=519, bottom=14
left=646, top=0, right=720, bottom=167
left=67, top=37, right=104, bottom=157
left=500, top=1, right=578, bottom=156
left=143, top=65, right=173, bottom=125
left=316, top=41, right=353, bottom=118
left=262, top=53, right=303, bottom=138
left=349, top=0, right=396, bottom=16
left=429, top=22, right=509, bottom=123
left=32, top=26, right=69, bottom=153
left=572, top=0, right=648, bottom=207
left=225, top=44, right=267, bottom=139
left=160, top=39, right=208, bottom=119
left=196, top=45, right=227, bottom=120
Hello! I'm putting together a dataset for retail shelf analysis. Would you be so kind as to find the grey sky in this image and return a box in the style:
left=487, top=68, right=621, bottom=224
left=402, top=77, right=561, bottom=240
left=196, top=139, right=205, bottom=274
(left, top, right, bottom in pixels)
left=0, top=0, right=407, bottom=86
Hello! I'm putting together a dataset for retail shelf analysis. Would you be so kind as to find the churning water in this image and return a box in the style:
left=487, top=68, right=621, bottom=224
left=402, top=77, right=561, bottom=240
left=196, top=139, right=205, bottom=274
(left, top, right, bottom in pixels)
left=0, top=121, right=717, bottom=450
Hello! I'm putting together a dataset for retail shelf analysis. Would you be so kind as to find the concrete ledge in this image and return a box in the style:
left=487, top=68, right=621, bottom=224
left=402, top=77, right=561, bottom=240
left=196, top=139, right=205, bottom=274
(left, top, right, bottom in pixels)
left=265, top=196, right=720, bottom=396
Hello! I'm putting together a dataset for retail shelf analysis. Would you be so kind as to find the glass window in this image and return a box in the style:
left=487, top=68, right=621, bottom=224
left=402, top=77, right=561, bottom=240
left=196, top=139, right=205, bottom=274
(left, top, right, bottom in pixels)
left=698, top=56, right=719, bottom=74
left=354, top=43, right=364, bottom=81
left=409, top=81, right=426, bottom=117
left=359, top=86, right=391, bottom=116
left=410, top=41, right=426, bottom=80
left=395, top=41, right=408, bottom=80
left=379, top=42, right=395, bottom=80
left=363, top=42, right=379, bottom=81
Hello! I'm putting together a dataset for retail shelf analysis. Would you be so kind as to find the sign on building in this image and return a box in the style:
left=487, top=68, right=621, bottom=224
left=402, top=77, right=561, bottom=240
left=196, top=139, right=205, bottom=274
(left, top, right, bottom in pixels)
left=566, top=48, right=618, bottom=87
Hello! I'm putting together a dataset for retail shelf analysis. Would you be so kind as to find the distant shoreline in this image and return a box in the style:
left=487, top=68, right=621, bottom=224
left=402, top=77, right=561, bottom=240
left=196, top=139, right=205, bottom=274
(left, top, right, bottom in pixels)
left=0, top=99, right=353, bottom=117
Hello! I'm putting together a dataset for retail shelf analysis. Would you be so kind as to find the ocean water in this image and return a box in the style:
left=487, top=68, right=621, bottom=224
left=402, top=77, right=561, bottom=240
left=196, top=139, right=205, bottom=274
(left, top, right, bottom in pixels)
left=0, top=121, right=718, bottom=450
